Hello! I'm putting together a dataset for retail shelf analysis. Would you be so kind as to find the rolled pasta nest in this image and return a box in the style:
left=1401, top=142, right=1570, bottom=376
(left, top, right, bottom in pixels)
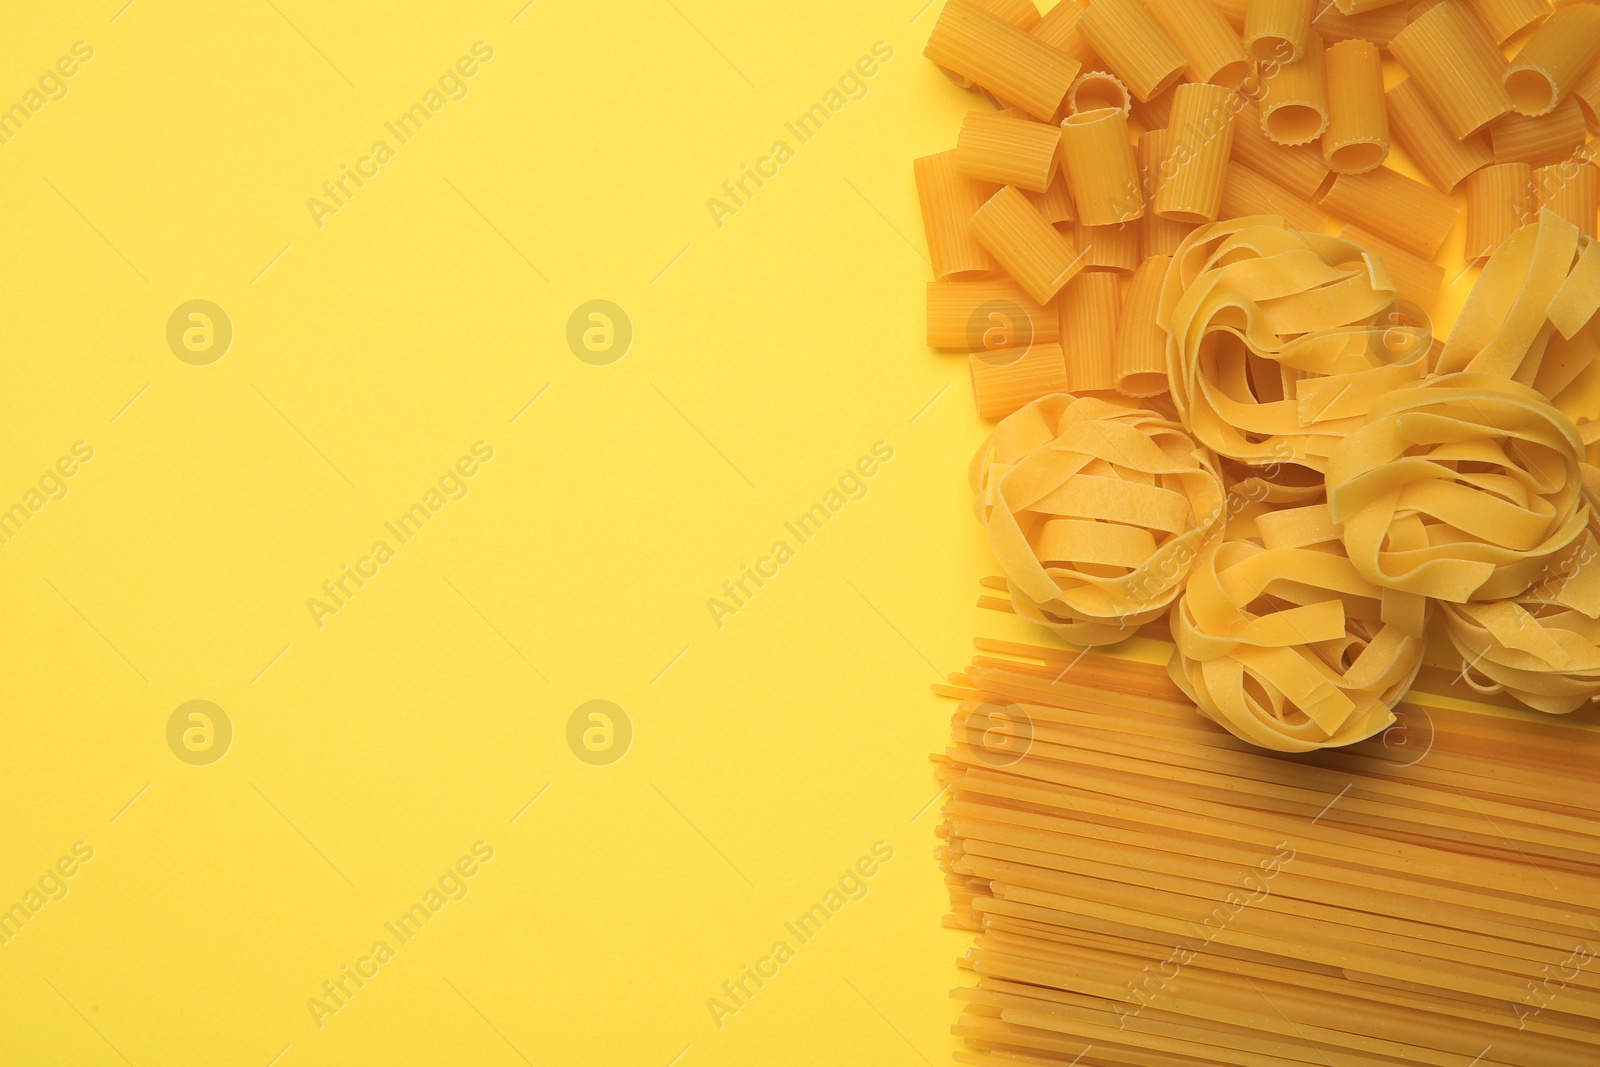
left=971, top=393, right=1224, bottom=646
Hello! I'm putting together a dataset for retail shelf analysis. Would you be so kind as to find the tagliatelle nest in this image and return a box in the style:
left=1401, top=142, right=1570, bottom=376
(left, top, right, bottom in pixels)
left=1163, top=217, right=1431, bottom=471
left=972, top=393, right=1224, bottom=646
left=1168, top=502, right=1427, bottom=752
left=1326, top=372, right=1589, bottom=608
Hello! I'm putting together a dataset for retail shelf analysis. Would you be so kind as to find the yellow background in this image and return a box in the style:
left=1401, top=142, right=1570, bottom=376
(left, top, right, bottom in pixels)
left=0, top=1, right=1564, bottom=1065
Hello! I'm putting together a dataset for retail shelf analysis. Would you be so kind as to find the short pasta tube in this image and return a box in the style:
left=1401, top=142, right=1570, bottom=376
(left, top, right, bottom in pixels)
left=1386, top=78, right=1492, bottom=191
left=1318, top=166, right=1459, bottom=258
left=1067, top=70, right=1132, bottom=116
left=926, top=279, right=1059, bottom=350
left=1468, top=0, right=1550, bottom=45
left=1389, top=0, right=1513, bottom=140
left=1138, top=130, right=1195, bottom=257
left=1059, top=106, right=1144, bottom=225
left=1231, top=101, right=1332, bottom=199
left=1156, top=82, right=1239, bottom=223
left=1114, top=255, right=1171, bottom=396
left=968, top=184, right=1088, bottom=303
left=955, top=111, right=1063, bottom=191
left=1074, top=218, right=1143, bottom=271
left=1504, top=4, right=1600, bottom=118
left=1490, top=97, right=1588, bottom=167
left=1259, top=31, right=1327, bottom=146
left=1143, top=0, right=1252, bottom=87
left=1322, top=39, right=1388, bottom=174
left=968, top=342, right=1070, bottom=420
left=1060, top=271, right=1122, bottom=392
left=914, top=150, right=997, bottom=279
left=1077, top=0, right=1188, bottom=102
left=1244, top=0, right=1314, bottom=63
left=925, top=0, right=1082, bottom=121
left=1220, top=161, right=1331, bottom=232
left=1464, top=162, right=1535, bottom=262
left=1536, top=163, right=1599, bottom=240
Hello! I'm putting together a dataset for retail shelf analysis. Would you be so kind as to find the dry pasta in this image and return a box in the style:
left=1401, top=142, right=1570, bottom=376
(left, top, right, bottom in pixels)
left=1259, top=30, right=1327, bottom=145
left=1059, top=106, right=1144, bottom=225
left=969, top=342, right=1070, bottom=419
left=955, top=110, right=1063, bottom=191
left=1244, top=0, right=1314, bottom=62
left=1389, top=0, right=1514, bottom=139
left=926, top=279, right=1060, bottom=350
left=1114, top=255, right=1171, bottom=395
left=969, top=0, right=1041, bottom=31
left=1137, top=130, right=1196, bottom=257
left=1322, top=39, right=1390, bottom=173
left=1339, top=224, right=1446, bottom=310
left=1143, top=0, right=1252, bottom=86
left=1317, top=165, right=1460, bottom=257
left=1537, top=161, right=1600, bottom=238
left=1066, top=70, right=1131, bottom=116
left=1491, top=96, right=1588, bottom=167
left=925, top=0, right=1083, bottom=121
left=1156, top=82, right=1240, bottom=222
left=1073, top=218, right=1143, bottom=271
left=1386, top=77, right=1493, bottom=191
left=1220, top=160, right=1332, bottom=231
left=1060, top=272, right=1123, bottom=391
left=1465, top=0, right=1549, bottom=43
left=1464, top=161, right=1536, bottom=262
left=1023, top=171, right=1076, bottom=224
left=1574, top=53, right=1600, bottom=127
left=1231, top=100, right=1332, bottom=198
left=914, top=150, right=998, bottom=280
left=1504, top=4, right=1600, bottom=118
left=1077, top=0, right=1188, bottom=102
left=1029, top=1, right=1099, bottom=69
left=1312, top=3, right=1407, bottom=49
left=968, top=184, right=1088, bottom=303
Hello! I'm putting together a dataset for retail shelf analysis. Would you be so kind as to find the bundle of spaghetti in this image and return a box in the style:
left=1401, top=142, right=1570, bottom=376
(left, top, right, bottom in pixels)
left=1160, top=217, right=1427, bottom=470
left=936, top=639, right=1600, bottom=1066
left=970, top=393, right=1225, bottom=645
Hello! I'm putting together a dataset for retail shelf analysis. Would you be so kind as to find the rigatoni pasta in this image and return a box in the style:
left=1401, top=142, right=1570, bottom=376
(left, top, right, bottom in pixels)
left=1536, top=162, right=1599, bottom=238
left=1114, top=255, right=1171, bottom=395
left=968, top=184, right=1088, bottom=303
left=1029, top=2, right=1099, bottom=69
left=1143, top=0, right=1252, bottom=86
left=955, top=111, right=1063, bottom=191
left=1464, top=161, right=1536, bottom=261
left=1059, top=107, right=1144, bottom=225
left=1503, top=4, right=1600, bottom=118
left=1317, top=165, right=1460, bottom=256
left=925, top=0, right=1082, bottom=121
left=968, top=341, right=1069, bottom=419
left=1389, top=0, right=1514, bottom=139
left=1220, top=160, right=1332, bottom=231
left=1137, top=129, right=1195, bottom=257
left=1060, top=272, right=1123, bottom=392
left=1311, top=3, right=1406, bottom=49
left=1231, top=100, right=1333, bottom=197
left=914, top=150, right=997, bottom=280
left=1023, top=172, right=1076, bottom=224
left=1490, top=96, right=1588, bottom=167
left=1067, top=70, right=1132, bottom=116
left=1339, top=224, right=1446, bottom=309
left=926, top=279, right=1059, bottom=350
left=1156, top=82, right=1239, bottom=222
left=1467, top=0, right=1551, bottom=44
left=1322, top=39, right=1389, bottom=172
left=1260, top=31, right=1327, bottom=145
left=1077, top=0, right=1189, bottom=102
left=1074, top=218, right=1143, bottom=271
left=1386, top=78, right=1493, bottom=191
left=1244, top=0, right=1313, bottom=62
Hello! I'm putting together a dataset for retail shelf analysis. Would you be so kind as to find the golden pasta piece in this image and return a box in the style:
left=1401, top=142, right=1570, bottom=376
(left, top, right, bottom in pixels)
left=968, top=185, right=1088, bottom=304
left=1464, top=161, right=1535, bottom=261
left=1115, top=255, right=1172, bottom=396
left=1386, top=78, right=1492, bottom=191
left=914, top=150, right=998, bottom=280
left=1259, top=30, right=1327, bottom=145
left=1244, top=0, right=1314, bottom=62
left=968, top=342, right=1070, bottom=420
left=1215, top=0, right=1249, bottom=33
left=1157, top=83, right=1239, bottom=222
left=926, top=279, right=1060, bottom=350
left=1170, top=503, right=1425, bottom=751
left=1220, top=161, right=1332, bottom=232
left=1029, top=0, right=1099, bottom=68
left=1144, top=0, right=1252, bottom=86
left=1162, top=218, right=1422, bottom=470
left=1135, top=84, right=1177, bottom=130
left=1336, top=0, right=1408, bottom=13
left=925, top=0, right=1083, bottom=122
left=1389, top=0, right=1513, bottom=139
left=1059, top=106, right=1144, bottom=225
left=1067, top=70, right=1132, bottom=116
left=1060, top=272, right=1123, bottom=392
left=1441, top=587, right=1600, bottom=714
left=1491, top=96, right=1588, bottom=167
left=1326, top=373, right=1588, bottom=604
left=1023, top=170, right=1076, bottom=224
left=1339, top=224, right=1446, bottom=311
left=1077, top=0, right=1188, bottom=102
left=1231, top=100, right=1332, bottom=198
left=955, top=111, right=1064, bottom=192
left=1322, top=39, right=1389, bottom=174
left=1073, top=218, right=1143, bottom=271
left=1537, top=162, right=1599, bottom=239
left=971, top=393, right=1226, bottom=644
left=1504, top=4, right=1600, bottom=118
left=1312, top=3, right=1407, bottom=49
left=1465, top=0, right=1550, bottom=43
left=1318, top=166, right=1459, bottom=258
left=1138, top=129, right=1196, bottom=257
left=969, top=0, right=1042, bottom=30
left=1574, top=54, right=1600, bottom=128
left=1547, top=239, right=1600, bottom=339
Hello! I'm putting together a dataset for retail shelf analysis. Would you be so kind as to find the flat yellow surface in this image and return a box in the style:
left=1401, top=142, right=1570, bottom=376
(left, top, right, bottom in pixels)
left=0, top=1, right=1005, bottom=1064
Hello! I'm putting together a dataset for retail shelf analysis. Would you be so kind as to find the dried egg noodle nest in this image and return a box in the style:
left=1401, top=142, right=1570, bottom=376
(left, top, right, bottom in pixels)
left=1169, top=502, right=1427, bottom=752
left=1325, top=373, right=1589, bottom=611
left=1162, top=216, right=1430, bottom=471
left=972, top=393, right=1224, bottom=646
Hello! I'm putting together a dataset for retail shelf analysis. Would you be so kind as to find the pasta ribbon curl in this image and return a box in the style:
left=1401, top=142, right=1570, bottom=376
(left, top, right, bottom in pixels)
left=972, top=393, right=1224, bottom=645
left=1163, top=217, right=1429, bottom=471
left=1325, top=373, right=1589, bottom=609
left=1168, top=502, right=1427, bottom=751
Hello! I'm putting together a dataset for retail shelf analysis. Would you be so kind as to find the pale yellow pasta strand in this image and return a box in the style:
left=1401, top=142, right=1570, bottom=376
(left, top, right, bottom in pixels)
left=1389, top=0, right=1513, bottom=139
left=1465, top=161, right=1536, bottom=262
left=1244, top=0, right=1314, bottom=62
left=1059, top=106, right=1144, bottom=225
left=1386, top=78, right=1492, bottom=191
left=1115, top=255, right=1172, bottom=397
left=915, top=150, right=999, bottom=280
left=968, top=185, right=1089, bottom=303
left=1504, top=4, right=1600, bottom=117
left=1323, top=39, right=1389, bottom=173
left=1144, top=0, right=1252, bottom=86
left=1157, top=82, right=1240, bottom=222
left=1060, top=272, right=1122, bottom=392
left=1077, top=0, right=1189, bottom=102
left=1260, top=30, right=1328, bottom=145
